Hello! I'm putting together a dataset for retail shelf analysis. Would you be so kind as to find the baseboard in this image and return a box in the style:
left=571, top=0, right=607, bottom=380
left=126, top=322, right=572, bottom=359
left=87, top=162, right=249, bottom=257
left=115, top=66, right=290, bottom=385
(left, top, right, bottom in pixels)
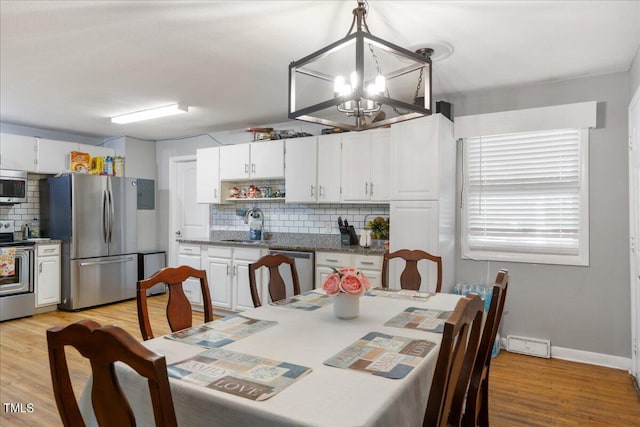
left=498, top=338, right=631, bottom=371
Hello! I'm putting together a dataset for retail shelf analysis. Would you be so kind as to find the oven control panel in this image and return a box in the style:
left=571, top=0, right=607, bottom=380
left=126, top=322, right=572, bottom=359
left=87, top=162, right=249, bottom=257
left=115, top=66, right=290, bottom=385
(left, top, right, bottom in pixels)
left=0, top=220, right=15, bottom=233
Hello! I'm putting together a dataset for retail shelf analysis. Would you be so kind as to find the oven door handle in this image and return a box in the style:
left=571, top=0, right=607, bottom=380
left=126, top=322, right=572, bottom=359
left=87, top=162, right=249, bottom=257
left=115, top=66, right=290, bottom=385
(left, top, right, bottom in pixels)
left=79, top=257, right=135, bottom=267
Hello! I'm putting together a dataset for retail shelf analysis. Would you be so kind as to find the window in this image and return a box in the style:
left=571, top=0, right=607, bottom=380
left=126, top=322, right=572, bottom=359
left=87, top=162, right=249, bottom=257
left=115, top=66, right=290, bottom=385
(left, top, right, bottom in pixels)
left=461, top=128, right=589, bottom=266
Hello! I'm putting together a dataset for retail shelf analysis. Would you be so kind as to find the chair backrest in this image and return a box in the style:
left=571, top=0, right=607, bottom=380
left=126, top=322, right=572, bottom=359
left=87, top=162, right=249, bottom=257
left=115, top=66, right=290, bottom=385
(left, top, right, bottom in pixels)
left=137, top=265, right=214, bottom=340
left=460, top=269, right=509, bottom=427
left=248, top=253, right=301, bottom=307
left=424, top=294, right=484, bottom=427
left=381, top=249, right=443, bottom=292
left=47, top=319, right=177, bottom=427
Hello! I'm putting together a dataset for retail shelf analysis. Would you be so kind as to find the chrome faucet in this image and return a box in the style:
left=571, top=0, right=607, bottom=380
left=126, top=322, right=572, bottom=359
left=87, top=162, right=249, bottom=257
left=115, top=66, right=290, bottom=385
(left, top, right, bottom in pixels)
left=244, top=206, right=265, bottom=240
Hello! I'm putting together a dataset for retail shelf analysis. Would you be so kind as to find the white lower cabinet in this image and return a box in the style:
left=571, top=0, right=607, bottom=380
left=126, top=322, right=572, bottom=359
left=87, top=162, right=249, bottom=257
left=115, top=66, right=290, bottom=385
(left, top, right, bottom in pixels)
left=177, top=244, right=203, bottom=306
left=35, top=243, right=61, bottom=307
left=315, top=251, right=383, bottom=288
left=202, top=245, right=262, bottom=312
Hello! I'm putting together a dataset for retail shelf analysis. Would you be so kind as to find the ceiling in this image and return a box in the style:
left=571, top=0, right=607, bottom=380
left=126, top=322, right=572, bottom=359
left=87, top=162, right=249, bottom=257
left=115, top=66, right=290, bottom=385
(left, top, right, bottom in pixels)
left=1, top=1, right=638, bottom=142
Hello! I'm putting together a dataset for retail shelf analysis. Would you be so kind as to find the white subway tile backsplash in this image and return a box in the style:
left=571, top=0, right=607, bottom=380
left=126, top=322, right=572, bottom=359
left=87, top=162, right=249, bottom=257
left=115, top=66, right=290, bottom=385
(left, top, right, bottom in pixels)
left=209, top=202, right=389, bottom=235
left=0, top=174, right=48, bottom=231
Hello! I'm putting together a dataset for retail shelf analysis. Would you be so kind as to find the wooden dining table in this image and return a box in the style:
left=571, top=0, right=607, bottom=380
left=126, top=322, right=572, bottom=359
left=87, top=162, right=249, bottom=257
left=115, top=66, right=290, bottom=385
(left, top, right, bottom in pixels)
left=79, top=289, right=462, bottom=427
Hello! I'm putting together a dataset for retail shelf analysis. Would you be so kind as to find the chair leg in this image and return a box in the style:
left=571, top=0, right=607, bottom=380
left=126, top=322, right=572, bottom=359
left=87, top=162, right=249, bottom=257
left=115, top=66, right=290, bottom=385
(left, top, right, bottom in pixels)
left=479, top=376, right=490, bottom=427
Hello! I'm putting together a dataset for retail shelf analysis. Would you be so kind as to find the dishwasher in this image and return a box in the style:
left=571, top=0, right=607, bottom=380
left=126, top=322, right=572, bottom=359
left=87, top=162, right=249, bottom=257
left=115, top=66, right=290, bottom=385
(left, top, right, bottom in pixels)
left=268, top=250, right=314, bottom=300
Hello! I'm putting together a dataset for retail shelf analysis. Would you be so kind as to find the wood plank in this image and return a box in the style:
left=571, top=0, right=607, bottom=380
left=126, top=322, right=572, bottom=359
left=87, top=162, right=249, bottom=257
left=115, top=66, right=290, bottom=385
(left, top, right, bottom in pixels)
left=1, top=296, right=639, bottom=426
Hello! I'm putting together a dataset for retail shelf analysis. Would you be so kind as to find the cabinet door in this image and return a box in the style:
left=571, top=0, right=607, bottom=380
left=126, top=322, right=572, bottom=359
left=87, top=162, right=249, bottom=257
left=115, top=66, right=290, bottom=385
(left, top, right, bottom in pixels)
left=315, top=265, right=337, bottom=291
left=0, top=133, right=37, bottom=171
left=341, top=133, right=371, bottom=201
left=178, top=246, right=203, bottom=305
left=370, top=130, right=390, bottom=202
left=285, top=136, right=317, bottom=203
left=36, top=256, right=61, bottom=306
left=37, top=138, right=78, bottom=174
left=389, top=201, right=440, bottom=292
left=205, top=255, right=232, bottom=309
left=361, top=269, right=382, bottom=287
left=232, top=248, right=262, bottom=311
left=317, top=134, right=342, bottom=203
left=219, top=144, right=250, bottom=180
left=250, top=140, right=284, bottom=179
left=196, top=147, right=221, bottom=203
left=390, top=115, right=442, bottom=200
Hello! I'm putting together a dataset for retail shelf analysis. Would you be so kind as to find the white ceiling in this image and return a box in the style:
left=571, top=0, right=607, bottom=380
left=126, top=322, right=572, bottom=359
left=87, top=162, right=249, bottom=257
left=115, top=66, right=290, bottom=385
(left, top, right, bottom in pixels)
left=1, top=1, right=638, bottom=141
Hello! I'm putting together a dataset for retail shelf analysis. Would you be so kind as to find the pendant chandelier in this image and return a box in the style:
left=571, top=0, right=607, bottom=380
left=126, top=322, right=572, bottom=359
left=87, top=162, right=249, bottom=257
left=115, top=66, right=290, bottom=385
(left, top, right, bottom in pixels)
left=288, top=0, right=432, bottom=131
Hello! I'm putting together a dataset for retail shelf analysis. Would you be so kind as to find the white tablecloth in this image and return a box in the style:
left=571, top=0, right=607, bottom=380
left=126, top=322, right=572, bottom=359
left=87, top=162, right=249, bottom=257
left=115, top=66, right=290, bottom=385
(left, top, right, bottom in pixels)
left=79, top=292, right=461, bottom=427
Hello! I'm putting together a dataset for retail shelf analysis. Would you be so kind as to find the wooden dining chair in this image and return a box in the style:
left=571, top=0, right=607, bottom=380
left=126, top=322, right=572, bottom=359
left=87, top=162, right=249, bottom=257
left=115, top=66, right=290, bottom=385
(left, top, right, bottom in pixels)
left=248, top=253, right=301, bottom=307
left=424, top=293, right=484, bottom=427
left=460, top=269, right=510, bottom=427
left=381, top=249, right=443, bottom=292
left=137, top=265, right=214, bottom=340
left=47, top=319, right=177, bottom=427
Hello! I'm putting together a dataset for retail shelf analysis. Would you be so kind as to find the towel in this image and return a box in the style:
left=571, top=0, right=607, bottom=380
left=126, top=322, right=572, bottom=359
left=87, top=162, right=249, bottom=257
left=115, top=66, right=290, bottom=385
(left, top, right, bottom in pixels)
left=0, top=247, right=16, bottom=276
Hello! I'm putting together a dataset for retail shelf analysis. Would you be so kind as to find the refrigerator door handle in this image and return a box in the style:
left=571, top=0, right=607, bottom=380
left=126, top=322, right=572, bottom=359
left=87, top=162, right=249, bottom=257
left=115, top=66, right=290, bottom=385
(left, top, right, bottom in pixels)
left=102, top=189, right=109, bottom=243
left=79, top=257, right=135, bottom=267
left=108, top=188, right=114, bottom=243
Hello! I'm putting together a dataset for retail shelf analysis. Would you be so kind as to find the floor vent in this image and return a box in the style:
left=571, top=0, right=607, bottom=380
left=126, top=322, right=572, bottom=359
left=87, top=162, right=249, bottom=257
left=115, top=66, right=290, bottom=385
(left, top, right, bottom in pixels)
left=506, top=335, right=551, bottom=358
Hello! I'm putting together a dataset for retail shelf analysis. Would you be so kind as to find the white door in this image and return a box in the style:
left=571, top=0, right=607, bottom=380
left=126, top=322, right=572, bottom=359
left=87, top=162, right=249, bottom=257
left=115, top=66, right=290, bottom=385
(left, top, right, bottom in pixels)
left=219, top=144, right=250, bottom=180
left=317, top=134, right=342, bottom=203
left=196, top=147, right=221, bottom=204
left=629, top=86, right=640, bottom=383
left=370, top=129, right=390, bottom=202
left=169, top=156, right=208, bottom=267
left=251, top=140, right=284, bottom=179
left=341, top=132, right=371, bottom=201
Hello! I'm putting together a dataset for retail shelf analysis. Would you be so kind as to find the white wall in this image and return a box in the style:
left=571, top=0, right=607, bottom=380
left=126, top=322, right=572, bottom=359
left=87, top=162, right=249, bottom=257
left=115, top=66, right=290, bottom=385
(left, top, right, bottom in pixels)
left=446, top=72, right=631, bottom=359
left=631, top=45, right=640, bottom=97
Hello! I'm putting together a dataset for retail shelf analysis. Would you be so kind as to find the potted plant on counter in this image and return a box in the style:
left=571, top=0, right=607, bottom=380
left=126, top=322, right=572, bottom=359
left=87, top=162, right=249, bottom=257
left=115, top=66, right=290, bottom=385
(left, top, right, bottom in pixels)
left=366, top=216, right=389, bottom=248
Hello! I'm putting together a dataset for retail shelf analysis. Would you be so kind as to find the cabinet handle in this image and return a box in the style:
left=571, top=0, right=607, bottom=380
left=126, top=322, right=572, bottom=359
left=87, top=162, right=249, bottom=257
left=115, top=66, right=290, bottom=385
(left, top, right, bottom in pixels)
left=319, top=185, right=324, bottom=197
left=360, top=261, right=374, bottom=265
left=44, top=248, right=55, bottom=253
left=226, top=264, right=229, bottom=275
left=233, top=265, right=237, bottom=276
left=369, top=182, right=373, bottom=196
left=326, top=259, right=339, bottom=263
left=251, top=163, right=256, bottom=173
left=310, top=185, right=315, bottom=197
left=214, top=189, right=218, bottom=199
left=365, top=182, right=368, bottom=195
left=245, top=163, right=249, bottom=173
left=39, top=263, right=42, bottom=273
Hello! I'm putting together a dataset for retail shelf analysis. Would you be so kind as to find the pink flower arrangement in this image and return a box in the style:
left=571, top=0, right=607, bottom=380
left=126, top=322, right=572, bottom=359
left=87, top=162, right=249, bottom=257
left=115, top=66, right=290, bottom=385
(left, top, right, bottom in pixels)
left=322, top=267, right=372, bottom=297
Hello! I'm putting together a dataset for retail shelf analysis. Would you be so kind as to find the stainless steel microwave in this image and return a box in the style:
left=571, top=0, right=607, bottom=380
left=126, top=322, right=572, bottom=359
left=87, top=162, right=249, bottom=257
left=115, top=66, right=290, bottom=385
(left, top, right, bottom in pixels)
left=0, top=169, right=28, bottom=204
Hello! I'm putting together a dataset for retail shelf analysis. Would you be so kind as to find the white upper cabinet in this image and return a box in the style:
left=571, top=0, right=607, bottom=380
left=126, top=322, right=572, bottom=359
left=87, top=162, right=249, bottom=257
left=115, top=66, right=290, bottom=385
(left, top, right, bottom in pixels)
left=219, top=140, right=284, bottom=181
left=341, top=129, right=390, bottom=202
left=390, top=115, right=454, bottom=201
left=317, top=134, right=342, bottom=203
left=37, top=138, right=78, bottom=174
left=285, top=136, right=317, bottom=203
left=196, top=147, right=221, bottom=203
left=0, top=133, right=37, bottom=171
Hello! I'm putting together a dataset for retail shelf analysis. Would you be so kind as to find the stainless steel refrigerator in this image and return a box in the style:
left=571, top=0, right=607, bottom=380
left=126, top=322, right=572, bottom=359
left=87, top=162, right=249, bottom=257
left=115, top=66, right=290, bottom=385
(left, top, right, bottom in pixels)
left=43, top=174, right=138, bottom=310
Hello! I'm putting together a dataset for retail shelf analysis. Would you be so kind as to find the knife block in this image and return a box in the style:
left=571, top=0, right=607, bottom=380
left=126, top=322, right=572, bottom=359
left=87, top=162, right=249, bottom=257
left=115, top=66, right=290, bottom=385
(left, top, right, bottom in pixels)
left=340, top=226, right=359, bottom=246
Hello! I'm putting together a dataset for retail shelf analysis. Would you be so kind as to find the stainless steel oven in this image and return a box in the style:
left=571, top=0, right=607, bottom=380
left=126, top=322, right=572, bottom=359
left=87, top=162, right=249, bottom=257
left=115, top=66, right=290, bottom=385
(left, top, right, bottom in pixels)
left=0, top=169, right=28, bottom=204
left=0, top=220, right=35, bottom=321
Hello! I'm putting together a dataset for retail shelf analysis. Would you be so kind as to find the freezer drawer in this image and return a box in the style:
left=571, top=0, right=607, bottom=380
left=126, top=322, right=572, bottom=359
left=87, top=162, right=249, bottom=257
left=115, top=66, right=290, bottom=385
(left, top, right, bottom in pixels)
left=62, top=255, right=137, bottom=310
left=138, top=251, right=167, bottom=295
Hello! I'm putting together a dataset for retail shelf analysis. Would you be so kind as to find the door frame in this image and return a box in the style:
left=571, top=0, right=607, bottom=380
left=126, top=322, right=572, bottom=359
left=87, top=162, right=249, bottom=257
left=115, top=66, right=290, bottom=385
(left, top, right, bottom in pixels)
left=629, top=85, right=640, bottom=382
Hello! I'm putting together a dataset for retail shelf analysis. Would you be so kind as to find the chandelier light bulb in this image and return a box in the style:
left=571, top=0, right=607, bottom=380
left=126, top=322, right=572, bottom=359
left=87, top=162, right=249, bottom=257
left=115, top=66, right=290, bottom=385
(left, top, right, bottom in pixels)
left=350, top=71, right=359, bottom=90
left=334, top=75, right=345, bottom=94
left=375, top=75, right=385, bottom=93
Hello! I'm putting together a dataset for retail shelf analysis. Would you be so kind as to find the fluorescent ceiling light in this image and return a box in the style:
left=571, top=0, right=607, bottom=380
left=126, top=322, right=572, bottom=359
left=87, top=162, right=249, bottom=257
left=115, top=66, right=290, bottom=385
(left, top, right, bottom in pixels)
left=111, top=104, right=189, bottom=124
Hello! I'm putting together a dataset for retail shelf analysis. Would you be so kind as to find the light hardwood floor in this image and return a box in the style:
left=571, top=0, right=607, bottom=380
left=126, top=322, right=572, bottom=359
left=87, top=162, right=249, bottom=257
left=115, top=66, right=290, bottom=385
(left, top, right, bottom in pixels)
left=1, top=295, right=639, bottom=426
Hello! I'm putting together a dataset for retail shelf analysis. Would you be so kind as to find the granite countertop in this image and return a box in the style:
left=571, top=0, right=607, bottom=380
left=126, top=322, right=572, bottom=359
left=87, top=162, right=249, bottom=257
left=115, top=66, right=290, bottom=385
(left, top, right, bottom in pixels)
left=178, top=231, right=387, bottom=255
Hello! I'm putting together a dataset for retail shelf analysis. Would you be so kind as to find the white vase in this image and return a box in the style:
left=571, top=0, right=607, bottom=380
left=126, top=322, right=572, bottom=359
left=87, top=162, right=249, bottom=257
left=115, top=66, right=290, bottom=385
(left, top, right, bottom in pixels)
left=333, top=292, right=360, bottom=319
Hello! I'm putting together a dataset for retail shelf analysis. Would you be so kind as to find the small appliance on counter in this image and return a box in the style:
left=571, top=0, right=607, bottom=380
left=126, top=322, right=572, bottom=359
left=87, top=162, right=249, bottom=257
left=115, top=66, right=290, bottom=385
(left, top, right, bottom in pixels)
left=338, top=217, right=359, bottom=246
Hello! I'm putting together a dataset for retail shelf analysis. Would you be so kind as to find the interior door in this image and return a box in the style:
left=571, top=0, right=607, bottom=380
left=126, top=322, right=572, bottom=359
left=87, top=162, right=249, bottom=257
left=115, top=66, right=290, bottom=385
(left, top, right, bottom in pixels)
left=630, top=86, right=640, bottom=383
left=169, top=156, right=209, bottom=266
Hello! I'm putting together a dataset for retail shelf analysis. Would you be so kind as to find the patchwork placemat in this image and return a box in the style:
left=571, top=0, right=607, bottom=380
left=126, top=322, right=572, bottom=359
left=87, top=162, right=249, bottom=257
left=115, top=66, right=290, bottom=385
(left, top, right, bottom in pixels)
left=167, top=348, right=312, bottom=401
left=384, top=307, right=452, bottom=333
left=323, top=332, right=436, bottom=379
left=365, top=287, right=433, bottom=301
left=166, top=314, right=277, bottom=349
left=270, top=290, right=332, bottom=311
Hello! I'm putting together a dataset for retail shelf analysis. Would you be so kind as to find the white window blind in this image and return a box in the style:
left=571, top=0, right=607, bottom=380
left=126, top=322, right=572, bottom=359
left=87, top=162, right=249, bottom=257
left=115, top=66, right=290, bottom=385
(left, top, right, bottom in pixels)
left=462, top=128, right=589, bottom=266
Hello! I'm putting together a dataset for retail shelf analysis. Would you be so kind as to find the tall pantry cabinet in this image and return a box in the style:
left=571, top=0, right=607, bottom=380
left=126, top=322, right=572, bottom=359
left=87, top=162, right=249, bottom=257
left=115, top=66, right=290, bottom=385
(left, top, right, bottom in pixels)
left=389, top=114, right=456, bottom=292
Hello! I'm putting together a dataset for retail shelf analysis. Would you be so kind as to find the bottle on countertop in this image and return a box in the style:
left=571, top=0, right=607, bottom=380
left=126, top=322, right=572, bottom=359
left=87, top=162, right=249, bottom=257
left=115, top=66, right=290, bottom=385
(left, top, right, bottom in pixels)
left=28, top=217, right=40, bottom=239
left=249, top=214, right=262, bottom=241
